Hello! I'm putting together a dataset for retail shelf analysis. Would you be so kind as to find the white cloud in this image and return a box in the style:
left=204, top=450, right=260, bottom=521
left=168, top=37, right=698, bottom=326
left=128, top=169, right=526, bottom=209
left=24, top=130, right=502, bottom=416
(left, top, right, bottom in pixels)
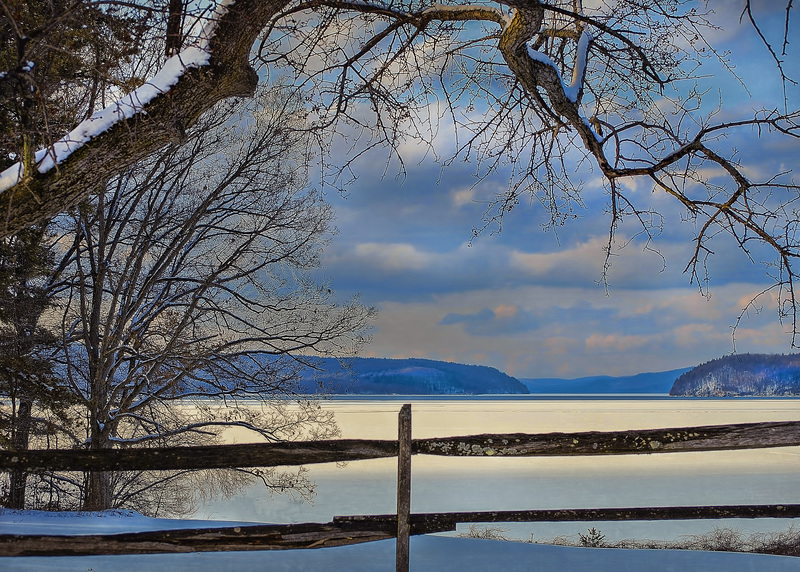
left=508, top=236, right=670, bottom=286
left=452, top=187, right=475, bottom=208
left=352, top=242, right=434, bottom=271
left=509, top=240, right=600, bottom=278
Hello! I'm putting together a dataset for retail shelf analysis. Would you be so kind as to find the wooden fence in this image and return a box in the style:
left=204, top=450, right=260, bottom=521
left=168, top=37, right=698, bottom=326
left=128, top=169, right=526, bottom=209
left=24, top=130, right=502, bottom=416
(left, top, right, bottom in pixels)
left=2, top=404, right=800, bottom=570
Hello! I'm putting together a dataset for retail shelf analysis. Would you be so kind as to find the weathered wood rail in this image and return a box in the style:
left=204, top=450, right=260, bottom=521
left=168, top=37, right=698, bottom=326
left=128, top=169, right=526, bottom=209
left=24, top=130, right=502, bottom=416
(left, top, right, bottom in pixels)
left=0, top=520, right=402, bottom=557
left=2, top=419, right=800, bottom=472
left=2, top=408, right=799, bottom=565
left=336, top=504, right=800, bottom=530
left=3, top=504, right=800, bottom=557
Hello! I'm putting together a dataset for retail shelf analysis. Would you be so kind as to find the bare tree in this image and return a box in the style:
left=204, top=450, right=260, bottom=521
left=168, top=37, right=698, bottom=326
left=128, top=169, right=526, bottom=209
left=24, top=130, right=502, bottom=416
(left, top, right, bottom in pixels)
left=46, top=85, right=373, bottom=511
left=0, top=1, right=798, bottom=335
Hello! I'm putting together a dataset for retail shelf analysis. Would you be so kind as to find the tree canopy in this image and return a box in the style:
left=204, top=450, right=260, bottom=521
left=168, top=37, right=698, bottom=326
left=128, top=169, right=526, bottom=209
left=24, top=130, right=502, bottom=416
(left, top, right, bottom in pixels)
left=0, top=82, right=374, bottom=513
left=1, top=0, right=799, bottom=335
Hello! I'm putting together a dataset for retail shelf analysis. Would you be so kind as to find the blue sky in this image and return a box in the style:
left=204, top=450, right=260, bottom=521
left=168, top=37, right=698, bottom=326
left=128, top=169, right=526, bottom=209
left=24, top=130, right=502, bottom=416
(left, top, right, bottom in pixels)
left=313, top=1, right=800, bottom=379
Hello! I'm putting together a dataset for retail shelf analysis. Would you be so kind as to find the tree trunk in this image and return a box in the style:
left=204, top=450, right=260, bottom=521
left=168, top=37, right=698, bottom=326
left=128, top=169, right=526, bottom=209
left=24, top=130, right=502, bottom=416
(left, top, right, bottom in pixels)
left=82, top=411, right=114, bottom=510
left=8, top=398, right=31, bottom=509
left=83, top=469, right=113, bottom=511
left=165, top=0, right=185, bottom=57
left=83, top=378, right=113, bottom=510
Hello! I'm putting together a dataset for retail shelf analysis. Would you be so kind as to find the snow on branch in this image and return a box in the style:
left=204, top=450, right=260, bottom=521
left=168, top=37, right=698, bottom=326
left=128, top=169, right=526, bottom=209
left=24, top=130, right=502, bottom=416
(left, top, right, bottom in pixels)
left=0, top=0, right=240, bottom=195
left=565, top=29, right=591, bottom=102
left=194, top=0, right=237, bottom=47
left=420, top=2, right=510, bottom=28
left=297, top=0, right=508, bottom=29
left=0, top=51, right=210, bottom=193
left=526, top=28, right=592, bottom=104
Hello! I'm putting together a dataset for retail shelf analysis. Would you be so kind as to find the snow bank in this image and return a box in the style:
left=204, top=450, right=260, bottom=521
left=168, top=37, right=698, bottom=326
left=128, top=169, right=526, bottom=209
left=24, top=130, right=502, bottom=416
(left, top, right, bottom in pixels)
left=1, top=535, right=799, bottom=571
left=1, top=510, right=798, bottom=571
left=0, top=508, right=260, bottom=535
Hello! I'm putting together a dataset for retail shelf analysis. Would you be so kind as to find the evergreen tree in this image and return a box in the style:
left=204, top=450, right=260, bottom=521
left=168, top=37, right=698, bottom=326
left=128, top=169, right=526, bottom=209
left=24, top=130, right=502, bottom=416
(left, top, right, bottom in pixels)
left=0, top=223, right=72, bottom=509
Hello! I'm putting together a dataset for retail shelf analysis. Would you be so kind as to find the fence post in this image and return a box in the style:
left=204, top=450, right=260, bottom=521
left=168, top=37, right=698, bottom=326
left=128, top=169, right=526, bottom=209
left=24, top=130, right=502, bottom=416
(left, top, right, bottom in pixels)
left=396, top=404, right=412, bottom=572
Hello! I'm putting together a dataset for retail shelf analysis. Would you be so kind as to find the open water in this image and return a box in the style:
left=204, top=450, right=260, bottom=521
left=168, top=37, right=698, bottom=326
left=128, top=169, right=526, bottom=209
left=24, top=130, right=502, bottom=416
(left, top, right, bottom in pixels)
left=196, top=396, right=800, bottom=543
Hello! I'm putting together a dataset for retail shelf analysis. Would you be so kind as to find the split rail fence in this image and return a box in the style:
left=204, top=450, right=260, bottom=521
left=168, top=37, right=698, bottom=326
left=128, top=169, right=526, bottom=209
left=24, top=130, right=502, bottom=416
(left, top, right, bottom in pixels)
left=2, top=404, right=800, bottom=570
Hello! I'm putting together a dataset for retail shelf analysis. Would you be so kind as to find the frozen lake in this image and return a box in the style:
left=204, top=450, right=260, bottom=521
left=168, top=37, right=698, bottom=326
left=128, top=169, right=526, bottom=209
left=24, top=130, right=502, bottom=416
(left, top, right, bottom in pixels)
left=197, top=396, right=800, bottom=543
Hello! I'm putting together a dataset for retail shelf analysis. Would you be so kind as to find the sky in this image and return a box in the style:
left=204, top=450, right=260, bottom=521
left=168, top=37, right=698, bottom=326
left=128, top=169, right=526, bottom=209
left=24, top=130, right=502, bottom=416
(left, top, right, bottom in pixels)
left=312, top=1, right=800, bottom=379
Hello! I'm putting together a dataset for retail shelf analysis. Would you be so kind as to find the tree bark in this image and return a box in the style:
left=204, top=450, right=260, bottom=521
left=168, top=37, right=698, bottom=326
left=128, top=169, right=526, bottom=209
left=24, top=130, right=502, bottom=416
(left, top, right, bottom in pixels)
left=83, top=470, right=113, bottom=512
left=8, top=398, right=31, bottom=509
left=165, top=0, right=185, bottom=58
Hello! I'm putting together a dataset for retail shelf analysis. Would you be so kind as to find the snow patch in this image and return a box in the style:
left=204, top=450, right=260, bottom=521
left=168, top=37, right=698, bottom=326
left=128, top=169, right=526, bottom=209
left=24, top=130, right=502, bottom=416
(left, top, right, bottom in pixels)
left=526, top=47, right=563, bottom=82
left=0, top=508, right=263, bottom=535
left=421, top=3, right=508, bottom=28
left=526, top=29, right=592, bottom=104
left=194, top=0, right=237, bottom=50
left=565, top=29, right=592, bottom=103
left=527, top=30, right=601, bottom=142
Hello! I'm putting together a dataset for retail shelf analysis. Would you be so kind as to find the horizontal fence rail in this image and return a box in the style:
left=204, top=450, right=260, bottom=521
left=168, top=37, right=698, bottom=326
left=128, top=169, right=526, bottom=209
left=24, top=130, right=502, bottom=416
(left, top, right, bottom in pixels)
left=336, top=504, right=800, bottom=530
left=2, top=420, right=800, bottom=472
left=0, top=439, right=398, bottom=472
left=3, top=504, right=800, bottom=557
left=415, top=420, right=800, bottom=456
left=0, top=520, right=402, bottom=557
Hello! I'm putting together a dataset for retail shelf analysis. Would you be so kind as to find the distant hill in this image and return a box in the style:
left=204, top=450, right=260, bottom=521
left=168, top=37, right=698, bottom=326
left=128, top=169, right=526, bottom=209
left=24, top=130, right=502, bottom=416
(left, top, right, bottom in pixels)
left=669, top=353, right=800, bottom=396
left=520, top=368, right=691, bottom=394
left=298, top=357, right=529, bottom=395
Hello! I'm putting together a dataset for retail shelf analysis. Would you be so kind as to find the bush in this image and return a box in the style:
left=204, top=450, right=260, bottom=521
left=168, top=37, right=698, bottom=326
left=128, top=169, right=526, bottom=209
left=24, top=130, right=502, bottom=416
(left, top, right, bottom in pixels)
left=458, top=525, right=510, bottom=541
left=579, top=527, right=606, bottom=547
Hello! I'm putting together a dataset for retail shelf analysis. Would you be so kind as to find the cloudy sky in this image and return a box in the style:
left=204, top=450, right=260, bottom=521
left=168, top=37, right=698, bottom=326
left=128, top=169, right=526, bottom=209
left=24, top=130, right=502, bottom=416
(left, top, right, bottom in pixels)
left=313, top=2, right=800, bottom=379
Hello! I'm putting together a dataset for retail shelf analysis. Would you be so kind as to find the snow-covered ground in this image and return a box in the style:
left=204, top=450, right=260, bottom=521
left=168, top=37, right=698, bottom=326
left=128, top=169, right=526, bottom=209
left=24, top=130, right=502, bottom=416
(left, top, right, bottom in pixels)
left=1, top=509, right=799, bottom=571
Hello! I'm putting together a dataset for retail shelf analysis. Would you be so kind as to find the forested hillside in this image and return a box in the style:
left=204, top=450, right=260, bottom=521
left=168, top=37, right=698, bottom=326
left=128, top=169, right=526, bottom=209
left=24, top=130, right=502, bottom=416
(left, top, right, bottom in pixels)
left=521, top=369, right=690, bottom=394
left=669, top=354, right=800, bottom=396
left=296, top=357, right=529, bottom=395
